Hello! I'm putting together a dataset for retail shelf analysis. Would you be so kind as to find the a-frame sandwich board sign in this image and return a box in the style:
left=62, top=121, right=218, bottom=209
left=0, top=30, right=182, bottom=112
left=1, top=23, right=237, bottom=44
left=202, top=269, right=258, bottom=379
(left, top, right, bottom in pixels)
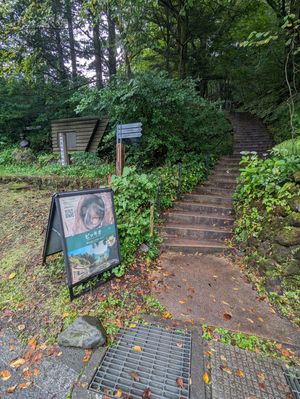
left=43, top=188, right=121, bottom=300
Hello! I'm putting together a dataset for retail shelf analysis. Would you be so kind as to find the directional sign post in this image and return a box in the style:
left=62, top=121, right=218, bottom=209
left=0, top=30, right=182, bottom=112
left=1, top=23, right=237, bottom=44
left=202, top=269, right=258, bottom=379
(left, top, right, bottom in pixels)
left=116, top=123, right=142, bottom=176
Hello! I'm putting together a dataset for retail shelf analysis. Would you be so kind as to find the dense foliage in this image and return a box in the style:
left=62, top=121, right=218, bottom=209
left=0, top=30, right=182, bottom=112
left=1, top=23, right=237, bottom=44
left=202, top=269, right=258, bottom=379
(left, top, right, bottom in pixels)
left=234, top=151, right=300, bottom=324
left=109, top=153, right=210, bottom=273
left=0, top=147, right=114, bottom=178
left=1, top=1, right=298, bottom=147
left=234, top=151, right=300, bottom=241
left=74, top=72, right=232, bottom=165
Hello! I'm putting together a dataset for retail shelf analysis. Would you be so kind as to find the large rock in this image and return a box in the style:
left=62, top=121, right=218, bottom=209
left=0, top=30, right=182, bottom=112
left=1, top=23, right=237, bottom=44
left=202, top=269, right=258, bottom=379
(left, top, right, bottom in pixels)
left=271, top=243, right=294, bottom=263
left=282, top=260, right=300, bottom=276
left=289, top=196, right=300, bottom=212
left=57, top=316, right=106, bottom=349
left=294, top=171, right=300, bottom=184
left=12, top=148, right=36, bottom=164
left=275, top=227, right=300, bottom=246
left=286, top=212, right=300, bottom=227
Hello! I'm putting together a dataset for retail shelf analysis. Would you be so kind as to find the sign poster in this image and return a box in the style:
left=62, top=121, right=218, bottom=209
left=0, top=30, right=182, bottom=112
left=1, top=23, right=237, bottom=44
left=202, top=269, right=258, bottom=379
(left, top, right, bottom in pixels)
left=43, top=189, right=121, bottom=299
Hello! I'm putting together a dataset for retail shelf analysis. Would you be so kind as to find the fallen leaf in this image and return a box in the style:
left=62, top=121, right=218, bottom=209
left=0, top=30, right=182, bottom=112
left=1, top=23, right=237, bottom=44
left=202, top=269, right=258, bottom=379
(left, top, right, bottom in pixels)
left=28, top=337, right=37, bottom=350
left=179, top=300, right=186, bottom=304
left=223, top=312, right=232, bottom=321
left=236, top=369, right=245, bottom=378
left=128, top=371, right=140, bottom=381
left=176, top=342, right=183, bottom=349
left=220, top=355, right=227, bottom=362
left=247, top=318, right=254, bottom=324
left=176, top=377, right=184, bottom=389
left=8, top=272, right=16, bottom=280
left=258, top=382, right=265, bottom=390
left=9, top=345, right=16, bottom=352
left=129, top=323, right=136, bottom=328
left=22, top=368, right=32, bottom=379
left=83, top=349, right=92, bottom=363
left=257, top=372, right=265, bottom=381
left=163, top=311, right=172, bottom=319
left=222, top=301, right=230, bottom=306
left=10, top=358, right=26, bottom=368
left=132, top=345, right=142, bottom=352
left=220, top=365, right=232, bottom=374
left=19, top=381, right=33, bottom=389
left=17, top=324, right=26, bottom=331
left=6, top=385, right=17, bottom=394
left=33, top=368, right=39, bottom=377
left=258, top=317, right=264, bottom=322
left=202, top=371, right=210, bottom=384
left=115, top=388, right=123, bottom=397
left=142, top=388, right=152, bottom=398
left=39, top=343, right=47, bottom=351
left=281, top=347, right=294, bottom=357
left=0, top=370, right=12, bottom=381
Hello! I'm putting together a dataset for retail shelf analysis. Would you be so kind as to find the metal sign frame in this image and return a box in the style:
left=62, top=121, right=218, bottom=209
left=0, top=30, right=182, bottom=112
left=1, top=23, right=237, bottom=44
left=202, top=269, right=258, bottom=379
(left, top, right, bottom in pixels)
left=43, top=188, right=121, bottom=300
left=116, top=122, right=142, bottom=144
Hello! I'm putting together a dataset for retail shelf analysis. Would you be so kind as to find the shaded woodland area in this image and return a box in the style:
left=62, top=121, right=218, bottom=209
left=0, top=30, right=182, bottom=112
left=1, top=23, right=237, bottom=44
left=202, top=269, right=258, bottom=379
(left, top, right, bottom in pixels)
left=0, top=0, right=299, bottom=152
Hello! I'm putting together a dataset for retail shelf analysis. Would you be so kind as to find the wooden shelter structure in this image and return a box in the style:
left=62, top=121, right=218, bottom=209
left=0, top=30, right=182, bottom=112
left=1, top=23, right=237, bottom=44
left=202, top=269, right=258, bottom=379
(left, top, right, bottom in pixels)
left=51, top=117, right=108, bottom=153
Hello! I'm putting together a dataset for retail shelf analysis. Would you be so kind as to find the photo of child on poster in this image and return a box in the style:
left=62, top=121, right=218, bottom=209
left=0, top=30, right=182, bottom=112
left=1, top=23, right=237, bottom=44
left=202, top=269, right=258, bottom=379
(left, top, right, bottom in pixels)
left=59, top=191, right=119, bottom=284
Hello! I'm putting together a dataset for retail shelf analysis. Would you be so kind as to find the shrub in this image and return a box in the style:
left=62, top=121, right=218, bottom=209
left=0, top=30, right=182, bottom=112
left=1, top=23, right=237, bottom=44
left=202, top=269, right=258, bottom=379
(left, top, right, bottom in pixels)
left=234, top=151, right=300, bottom=241
left=73, top=71, right=232, bottom=166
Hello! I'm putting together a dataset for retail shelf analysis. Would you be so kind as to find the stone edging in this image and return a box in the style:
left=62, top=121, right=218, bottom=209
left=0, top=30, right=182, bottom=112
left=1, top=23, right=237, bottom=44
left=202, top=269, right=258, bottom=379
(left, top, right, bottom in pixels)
left=0, top=175, right=105, bottom=190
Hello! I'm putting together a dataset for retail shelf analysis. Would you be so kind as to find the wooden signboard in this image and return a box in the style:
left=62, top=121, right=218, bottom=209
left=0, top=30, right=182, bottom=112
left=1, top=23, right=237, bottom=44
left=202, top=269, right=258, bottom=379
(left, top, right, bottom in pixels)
left=43, top=188, right=121, bottom=299
left=58, top=133, right=70, bottom=165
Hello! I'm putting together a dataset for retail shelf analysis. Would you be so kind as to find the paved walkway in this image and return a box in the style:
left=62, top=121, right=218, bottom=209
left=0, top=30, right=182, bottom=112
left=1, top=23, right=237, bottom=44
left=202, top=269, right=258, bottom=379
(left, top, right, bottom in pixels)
left=151, top=252, right=300, bottom=347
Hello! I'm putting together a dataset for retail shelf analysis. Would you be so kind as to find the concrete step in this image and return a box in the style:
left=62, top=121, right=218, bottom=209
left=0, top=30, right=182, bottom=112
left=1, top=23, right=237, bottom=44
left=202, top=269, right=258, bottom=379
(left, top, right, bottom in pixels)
left=174, top=201, right=233, bottom=216
left=183, top=193, right=232, bottom=205
left=159, top=223, right=233, bottom=241
left=163, top=210, right=234, bottom=227
left=160, top=237, right=231, bottom=254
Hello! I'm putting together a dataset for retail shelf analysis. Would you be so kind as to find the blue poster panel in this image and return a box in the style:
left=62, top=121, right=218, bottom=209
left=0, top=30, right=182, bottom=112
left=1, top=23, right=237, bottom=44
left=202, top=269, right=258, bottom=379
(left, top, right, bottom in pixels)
left=43, top=188, right=121, bottom=299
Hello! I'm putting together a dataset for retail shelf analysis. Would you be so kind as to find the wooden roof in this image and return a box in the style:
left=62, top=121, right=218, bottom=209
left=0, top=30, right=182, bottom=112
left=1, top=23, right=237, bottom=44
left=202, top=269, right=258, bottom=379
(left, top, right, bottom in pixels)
left=51, top=117, right=109, bottom=153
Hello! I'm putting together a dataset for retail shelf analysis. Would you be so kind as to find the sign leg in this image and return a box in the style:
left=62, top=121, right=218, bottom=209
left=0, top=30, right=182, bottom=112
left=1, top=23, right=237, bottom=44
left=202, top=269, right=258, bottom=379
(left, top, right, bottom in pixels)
left=116, top=143, right=125, bottom=176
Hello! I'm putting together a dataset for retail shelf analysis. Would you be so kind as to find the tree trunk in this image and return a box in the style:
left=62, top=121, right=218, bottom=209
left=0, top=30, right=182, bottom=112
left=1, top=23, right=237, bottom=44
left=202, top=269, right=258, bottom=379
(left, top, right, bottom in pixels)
left=93, top=20, right=103, bottom=89
left=54, top=20, right=67, bottom=82
left=125, top=51, right=132, bottom=79
left=178, top=15, right=188, bottom=79
left=66, top=0, right=77, bottom=78
left=107, top=8, right=117, bottom=78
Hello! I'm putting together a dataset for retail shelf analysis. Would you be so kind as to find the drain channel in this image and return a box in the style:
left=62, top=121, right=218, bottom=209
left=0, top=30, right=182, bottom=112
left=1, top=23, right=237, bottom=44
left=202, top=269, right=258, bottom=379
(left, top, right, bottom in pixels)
left=283, top=368, right=300, bottom=399
left=89, top=323, right=191, bottom=398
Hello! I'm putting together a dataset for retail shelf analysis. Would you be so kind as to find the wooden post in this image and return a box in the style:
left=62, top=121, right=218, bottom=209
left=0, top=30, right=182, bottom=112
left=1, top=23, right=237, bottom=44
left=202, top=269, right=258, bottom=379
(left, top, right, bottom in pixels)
left=116, top=143, right=125, bottom=176
left=59, top=133, right=70, bottom=166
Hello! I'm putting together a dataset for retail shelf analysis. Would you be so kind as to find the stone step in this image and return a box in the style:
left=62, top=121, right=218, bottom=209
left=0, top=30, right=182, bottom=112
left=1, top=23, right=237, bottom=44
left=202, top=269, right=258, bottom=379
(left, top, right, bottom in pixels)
left=211, top=172, right=240, bottom=180
left=208, top=173, right=239, bottom=182
left=183, top=193, right=232, bottom=205
left=159, top=223, right=233, bottom=241
left=160, top=237, right=231, bottom=254
left=204, top=179, right=237, bottom=189
left=195, top=185, right=234, bottom=196
left=163, top=210, right=234, bottom=227
left=174, top=201, right=233, bottom=216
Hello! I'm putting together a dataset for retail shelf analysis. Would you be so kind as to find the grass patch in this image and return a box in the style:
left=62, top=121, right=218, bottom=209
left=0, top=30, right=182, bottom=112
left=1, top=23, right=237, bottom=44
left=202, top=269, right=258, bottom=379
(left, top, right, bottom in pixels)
left=202, top=324, right=299, bottom=366
left=0, top=184, right=165, bottom=344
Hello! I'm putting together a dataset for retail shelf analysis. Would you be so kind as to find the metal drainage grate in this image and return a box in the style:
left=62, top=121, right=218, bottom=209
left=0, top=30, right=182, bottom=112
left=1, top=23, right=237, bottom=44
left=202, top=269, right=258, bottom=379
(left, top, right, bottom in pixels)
left=89, top=323, right=191, bottom=399
left=283, top=368, right=300, bottom=399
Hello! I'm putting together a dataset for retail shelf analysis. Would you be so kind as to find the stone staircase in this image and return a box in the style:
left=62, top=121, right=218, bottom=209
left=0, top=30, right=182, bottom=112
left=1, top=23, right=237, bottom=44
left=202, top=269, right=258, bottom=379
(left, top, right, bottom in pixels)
left=160, top=112, right=274, bottom=254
